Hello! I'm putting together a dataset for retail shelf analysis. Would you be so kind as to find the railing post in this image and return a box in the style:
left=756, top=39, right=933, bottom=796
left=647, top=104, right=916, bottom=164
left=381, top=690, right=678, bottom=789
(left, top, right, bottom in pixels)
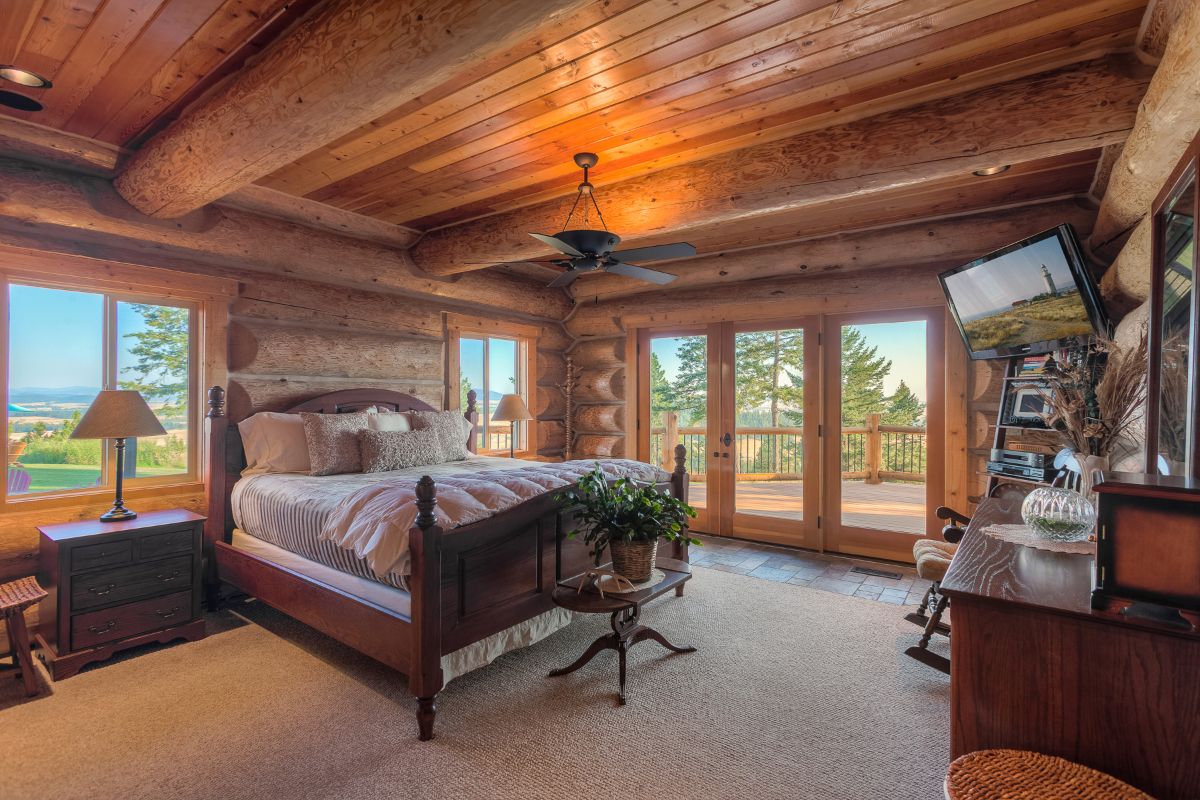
left=663, top=410, right=678, bottom=470
left=866, top=412, right=882, bottom=485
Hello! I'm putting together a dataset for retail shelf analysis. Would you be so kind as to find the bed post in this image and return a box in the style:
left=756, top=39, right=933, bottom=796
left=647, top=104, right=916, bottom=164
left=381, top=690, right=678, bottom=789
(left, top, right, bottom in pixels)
left=672, top=444, right=691, bottom=596
left=204, top=386, right=228, bottom=609
left=409, top=475, right=444, bottom=741
left=464, top=389, right=479, bottom=454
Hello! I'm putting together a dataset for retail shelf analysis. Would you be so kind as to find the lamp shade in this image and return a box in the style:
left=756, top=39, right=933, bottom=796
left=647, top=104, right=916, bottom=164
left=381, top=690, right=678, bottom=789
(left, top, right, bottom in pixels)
left=70, top=390, right=167, bottom=439
left=491, top=393, right=532, bottom=423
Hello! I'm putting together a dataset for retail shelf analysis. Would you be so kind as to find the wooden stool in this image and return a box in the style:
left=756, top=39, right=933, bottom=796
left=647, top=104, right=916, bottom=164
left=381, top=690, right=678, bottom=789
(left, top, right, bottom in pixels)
left=1, top=576, right=48, bottom=696
left=945, top=749, right=1153, bottom=800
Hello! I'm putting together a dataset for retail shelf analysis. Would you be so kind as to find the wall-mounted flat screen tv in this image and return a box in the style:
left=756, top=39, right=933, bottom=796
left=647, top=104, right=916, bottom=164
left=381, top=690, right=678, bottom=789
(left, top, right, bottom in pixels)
left=939, top=224, right=1110, bottom=360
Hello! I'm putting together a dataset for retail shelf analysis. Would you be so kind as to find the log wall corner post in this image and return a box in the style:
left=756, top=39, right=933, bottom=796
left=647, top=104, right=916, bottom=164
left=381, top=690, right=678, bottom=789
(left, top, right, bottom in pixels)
left=410, top=475, right=444, bottom=741
left=464, top=389, right=479, bottom=454
left=204, top=385, right=229, bottom=609
left=672, top=443, right=691, bottom=597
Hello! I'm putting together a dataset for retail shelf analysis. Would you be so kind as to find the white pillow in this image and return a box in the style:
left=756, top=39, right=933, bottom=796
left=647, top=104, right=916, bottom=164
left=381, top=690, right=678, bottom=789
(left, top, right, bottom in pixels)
left=238, top=412, right=311, bottom=476
left=369, top=409, right=412, bottom=432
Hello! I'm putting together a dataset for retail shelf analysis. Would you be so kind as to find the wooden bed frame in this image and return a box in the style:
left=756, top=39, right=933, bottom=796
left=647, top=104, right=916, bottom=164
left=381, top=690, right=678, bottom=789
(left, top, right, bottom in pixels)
left=202, top=385, right=690, bottom=740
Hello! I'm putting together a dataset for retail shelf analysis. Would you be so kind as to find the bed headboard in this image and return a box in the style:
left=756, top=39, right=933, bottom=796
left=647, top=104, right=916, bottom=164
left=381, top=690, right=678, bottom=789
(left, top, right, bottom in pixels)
left=203, top=385, right=479, bottom=554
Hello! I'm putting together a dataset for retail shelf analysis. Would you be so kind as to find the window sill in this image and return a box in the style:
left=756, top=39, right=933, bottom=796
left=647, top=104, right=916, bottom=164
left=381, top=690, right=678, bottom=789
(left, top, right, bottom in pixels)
left=478, top=449, right=536, bottom=460
left=2, top=480, right=205, bottom=514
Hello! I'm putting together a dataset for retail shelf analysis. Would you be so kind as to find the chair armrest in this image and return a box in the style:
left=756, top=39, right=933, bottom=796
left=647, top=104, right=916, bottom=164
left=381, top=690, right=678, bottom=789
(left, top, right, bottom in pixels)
left=941, top=524, right=965, bottom=544
left=935, top=506, right=971, bottom=526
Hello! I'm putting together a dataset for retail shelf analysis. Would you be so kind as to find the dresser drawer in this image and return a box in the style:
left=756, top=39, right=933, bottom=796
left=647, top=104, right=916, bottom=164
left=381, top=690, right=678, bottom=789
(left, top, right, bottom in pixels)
left=137, top=526, right=196, bottom=561
left=71, top=539, right=133, bottom=572
left=71, top=590, right=193, bottom=650
left=71, top=555, right=193, bottom=611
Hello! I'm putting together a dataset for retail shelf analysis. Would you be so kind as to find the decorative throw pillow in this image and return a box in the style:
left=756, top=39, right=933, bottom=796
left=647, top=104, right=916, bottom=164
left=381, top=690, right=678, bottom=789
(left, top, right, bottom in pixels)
left=238, top=412, right=310, bottom=475
left=301, top=411, right=372, bottom=476
left=410, top=410, right=470, bottom=462
left=368, top=409, right=412, bottom=432
left=358, top=429, right=442, bottom=472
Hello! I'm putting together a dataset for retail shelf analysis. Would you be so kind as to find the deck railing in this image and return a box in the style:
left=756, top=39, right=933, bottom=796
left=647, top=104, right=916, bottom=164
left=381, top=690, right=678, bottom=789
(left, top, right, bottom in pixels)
left=650, top=411, right=925, bottom=482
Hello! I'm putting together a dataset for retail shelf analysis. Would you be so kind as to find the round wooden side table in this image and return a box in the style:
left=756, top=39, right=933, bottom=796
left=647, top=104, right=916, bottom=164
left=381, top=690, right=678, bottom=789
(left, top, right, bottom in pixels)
left=548, top=557, right=695, bottom=705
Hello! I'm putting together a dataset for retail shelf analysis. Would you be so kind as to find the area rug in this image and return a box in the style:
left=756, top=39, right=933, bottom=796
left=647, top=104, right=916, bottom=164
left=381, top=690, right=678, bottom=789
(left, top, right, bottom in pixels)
left=0, top=566, right=950, bottom=800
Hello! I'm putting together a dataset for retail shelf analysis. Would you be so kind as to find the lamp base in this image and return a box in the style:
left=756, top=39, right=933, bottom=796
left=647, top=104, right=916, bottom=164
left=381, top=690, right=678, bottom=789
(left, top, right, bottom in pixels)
left=100, top=505, right=137, bottom=522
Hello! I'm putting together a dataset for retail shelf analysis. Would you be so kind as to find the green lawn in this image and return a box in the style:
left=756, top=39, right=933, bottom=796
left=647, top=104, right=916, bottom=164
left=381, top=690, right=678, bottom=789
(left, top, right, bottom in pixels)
left=10, top=463, right=184, bottom=494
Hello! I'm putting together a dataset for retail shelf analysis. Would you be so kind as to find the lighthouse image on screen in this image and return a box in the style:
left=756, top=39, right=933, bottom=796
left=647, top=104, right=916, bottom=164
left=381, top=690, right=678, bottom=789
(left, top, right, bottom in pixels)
left=942, top=235, right=1093, bottom=354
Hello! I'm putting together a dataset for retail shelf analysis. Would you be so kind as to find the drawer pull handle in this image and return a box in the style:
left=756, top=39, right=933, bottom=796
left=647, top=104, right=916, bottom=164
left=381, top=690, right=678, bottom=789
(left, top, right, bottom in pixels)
left=157, top=570, right=181, bottom=583
left=87, top=620, right=118, bottom=635
left=156, top=607, right=181, bottom=620
left=88, top=583, right=117, bottom=596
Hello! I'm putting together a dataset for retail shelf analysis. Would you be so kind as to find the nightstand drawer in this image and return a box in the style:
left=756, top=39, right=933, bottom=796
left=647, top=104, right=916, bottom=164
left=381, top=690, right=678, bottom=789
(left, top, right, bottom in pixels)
left=72, top=539, right=133, bottom=572
left=137, top=527, right=196, bottom=561
left=71, top=555, right=193, bottom=611
left=71, top=590, right=193, bottom=650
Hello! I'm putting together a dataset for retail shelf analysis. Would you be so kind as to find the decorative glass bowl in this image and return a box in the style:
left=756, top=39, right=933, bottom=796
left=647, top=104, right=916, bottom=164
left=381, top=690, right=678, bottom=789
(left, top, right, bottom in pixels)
left=1021, top=487, right=1096, bottom=541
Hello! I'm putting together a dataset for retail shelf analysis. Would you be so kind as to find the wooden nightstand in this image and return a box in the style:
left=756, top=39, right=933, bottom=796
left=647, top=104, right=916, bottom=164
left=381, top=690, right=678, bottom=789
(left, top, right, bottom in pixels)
left=36, top=509, right=207, bottom=680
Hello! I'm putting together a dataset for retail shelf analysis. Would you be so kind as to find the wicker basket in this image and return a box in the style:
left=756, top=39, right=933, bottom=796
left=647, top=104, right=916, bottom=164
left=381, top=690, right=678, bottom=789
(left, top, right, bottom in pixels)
left=610, top=539, right=658, bottom=583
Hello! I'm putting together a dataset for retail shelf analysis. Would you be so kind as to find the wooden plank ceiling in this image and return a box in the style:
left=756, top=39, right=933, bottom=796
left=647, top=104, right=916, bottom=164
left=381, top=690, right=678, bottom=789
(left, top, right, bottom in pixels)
left=0, top=0, right=1149, bottom=276
left=257, top=0, right=1145, bottom=233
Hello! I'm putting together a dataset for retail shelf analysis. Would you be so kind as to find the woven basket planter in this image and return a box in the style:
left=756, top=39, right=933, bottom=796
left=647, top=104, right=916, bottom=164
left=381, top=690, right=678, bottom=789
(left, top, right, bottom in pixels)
left=610, top=539, right=658, bottom=583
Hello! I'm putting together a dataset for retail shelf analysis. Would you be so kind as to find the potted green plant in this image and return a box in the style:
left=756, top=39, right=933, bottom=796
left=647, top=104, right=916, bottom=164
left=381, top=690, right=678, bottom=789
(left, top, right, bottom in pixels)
left=558, top=463, right=700, bottom=583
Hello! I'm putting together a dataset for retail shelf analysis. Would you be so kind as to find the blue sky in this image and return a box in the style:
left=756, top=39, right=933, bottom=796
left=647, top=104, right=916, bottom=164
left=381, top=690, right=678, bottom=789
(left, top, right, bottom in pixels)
left=652, top=320, right=927, bottom=402
left=8, top=285, right=154, bottom=390
left=943, top=236, right=1076, bottom=319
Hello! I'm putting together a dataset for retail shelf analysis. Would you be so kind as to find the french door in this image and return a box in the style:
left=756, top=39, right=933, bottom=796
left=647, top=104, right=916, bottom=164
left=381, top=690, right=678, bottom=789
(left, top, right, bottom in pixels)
left=637, top=309, right=943, bottom=562
left=637, top=318, right=821, bottom=549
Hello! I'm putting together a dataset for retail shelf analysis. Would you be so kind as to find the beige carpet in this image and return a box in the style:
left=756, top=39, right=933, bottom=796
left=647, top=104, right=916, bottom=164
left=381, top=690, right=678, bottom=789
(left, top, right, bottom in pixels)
left=1, top=567, right=950, bottom=800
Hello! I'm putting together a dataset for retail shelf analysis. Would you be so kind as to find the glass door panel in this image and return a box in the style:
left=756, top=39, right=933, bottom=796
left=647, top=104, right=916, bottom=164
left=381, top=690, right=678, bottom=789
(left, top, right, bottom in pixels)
left=1155, top=175, right=1195, bottom=474
left=824, top=310, right=943, bottom=561
left=728, top=325, right=817, bottom=546
left=644, top=332, right=712, bottom=529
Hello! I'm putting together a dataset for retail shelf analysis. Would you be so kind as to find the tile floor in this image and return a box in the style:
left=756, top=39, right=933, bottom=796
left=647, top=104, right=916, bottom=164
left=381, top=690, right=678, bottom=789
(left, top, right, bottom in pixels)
left=689, top=533, right=928, bottom=607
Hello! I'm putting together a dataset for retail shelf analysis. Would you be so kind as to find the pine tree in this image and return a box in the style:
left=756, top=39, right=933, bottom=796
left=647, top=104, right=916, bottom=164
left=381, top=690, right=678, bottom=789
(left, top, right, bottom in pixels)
left=119, top=304, right=189, bottom=416
left=649, top=352, right=672, bottom=425
left=884, top=380, right=926, bottom=426
left=666, top=335, right=709, bottom=425
left=840, top=326, right=891, bottom=426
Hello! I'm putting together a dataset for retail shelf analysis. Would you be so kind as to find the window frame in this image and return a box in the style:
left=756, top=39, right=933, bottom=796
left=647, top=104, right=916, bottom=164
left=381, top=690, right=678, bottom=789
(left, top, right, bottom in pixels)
left=445, top=313, right=540, bottom=458
left=1, top=249, right=233, bottom=511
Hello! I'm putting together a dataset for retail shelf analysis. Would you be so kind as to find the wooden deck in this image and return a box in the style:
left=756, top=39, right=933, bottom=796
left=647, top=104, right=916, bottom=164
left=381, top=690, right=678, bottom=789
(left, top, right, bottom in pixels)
left=687, top=479, right=926, bottom=535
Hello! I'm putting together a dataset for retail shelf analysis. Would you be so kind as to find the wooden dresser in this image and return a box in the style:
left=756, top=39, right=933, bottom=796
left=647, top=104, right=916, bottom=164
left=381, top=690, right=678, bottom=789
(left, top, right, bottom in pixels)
left=36, top=510, right=207, bottom=680
left=940, top=495, right=1200, bottom=800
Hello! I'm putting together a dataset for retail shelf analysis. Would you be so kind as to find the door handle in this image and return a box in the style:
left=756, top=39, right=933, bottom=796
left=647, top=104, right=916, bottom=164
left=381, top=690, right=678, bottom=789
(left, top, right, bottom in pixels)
left=722, top=432, right=732, bottom=446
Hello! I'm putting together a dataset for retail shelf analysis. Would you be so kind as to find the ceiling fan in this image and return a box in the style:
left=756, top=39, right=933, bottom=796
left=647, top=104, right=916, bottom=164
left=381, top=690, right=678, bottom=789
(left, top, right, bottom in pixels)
left=487, top=153, right=696, bottom=288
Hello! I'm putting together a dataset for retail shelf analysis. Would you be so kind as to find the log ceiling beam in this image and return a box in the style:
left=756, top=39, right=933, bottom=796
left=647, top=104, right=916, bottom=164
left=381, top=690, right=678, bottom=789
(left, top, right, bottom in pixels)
left=0, top=158, right=569, bottom=322
left=0, top=115, right=422, bottom=251
left=410, top=58, right=1149, bottom=277
left=111, top=0, right=601, bottom=219
left=569, top=199, right=1097, bottom=303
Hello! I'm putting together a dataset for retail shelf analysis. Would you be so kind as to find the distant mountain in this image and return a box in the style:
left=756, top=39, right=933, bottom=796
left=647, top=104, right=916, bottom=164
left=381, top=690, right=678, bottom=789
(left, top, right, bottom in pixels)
left=10, top=386, right=100, bottom=403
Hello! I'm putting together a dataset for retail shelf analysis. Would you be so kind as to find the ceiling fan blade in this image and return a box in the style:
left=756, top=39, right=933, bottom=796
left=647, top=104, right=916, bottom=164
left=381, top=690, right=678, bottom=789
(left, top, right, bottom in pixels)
left=606, top=261, right=677, bottom=284
left=608, top=242, right=696, bottom=263
left=547, top=269, right=583, bottom=288
left=530, top=232, right=585, bottom=257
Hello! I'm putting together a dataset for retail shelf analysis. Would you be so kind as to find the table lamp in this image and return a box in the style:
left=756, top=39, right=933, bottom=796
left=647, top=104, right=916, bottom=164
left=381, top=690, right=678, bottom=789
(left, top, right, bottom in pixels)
left=70, top=390, right=166, bottom=522
left=491, top=393, right=532, bottom=458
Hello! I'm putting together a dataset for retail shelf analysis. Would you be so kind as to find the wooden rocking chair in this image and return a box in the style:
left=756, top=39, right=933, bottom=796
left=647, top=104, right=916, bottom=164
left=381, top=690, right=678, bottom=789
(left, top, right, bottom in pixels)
left=902, top=505, right=968, bottom=674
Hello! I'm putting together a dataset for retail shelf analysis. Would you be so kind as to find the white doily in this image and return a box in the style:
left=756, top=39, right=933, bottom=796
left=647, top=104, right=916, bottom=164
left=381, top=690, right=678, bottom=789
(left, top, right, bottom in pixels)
left=982, top=523, right=1096, bottom=555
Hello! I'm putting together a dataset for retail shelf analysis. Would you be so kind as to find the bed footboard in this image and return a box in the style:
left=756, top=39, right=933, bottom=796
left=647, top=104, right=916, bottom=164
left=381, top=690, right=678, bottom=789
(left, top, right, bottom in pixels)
left=408, top=446, right=692, bottom=741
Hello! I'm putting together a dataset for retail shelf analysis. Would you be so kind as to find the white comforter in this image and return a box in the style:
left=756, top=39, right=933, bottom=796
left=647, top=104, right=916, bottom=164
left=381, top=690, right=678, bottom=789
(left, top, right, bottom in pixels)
left=320, top=459, right=668, bottom=579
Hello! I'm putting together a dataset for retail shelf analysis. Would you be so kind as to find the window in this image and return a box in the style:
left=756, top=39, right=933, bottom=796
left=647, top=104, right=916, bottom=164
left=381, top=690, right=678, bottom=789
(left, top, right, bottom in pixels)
left=447, top=314, right=539, bottom=456
left=459, top=335, right=524, bottom=452
left=6, top=282, right=197, bottom=499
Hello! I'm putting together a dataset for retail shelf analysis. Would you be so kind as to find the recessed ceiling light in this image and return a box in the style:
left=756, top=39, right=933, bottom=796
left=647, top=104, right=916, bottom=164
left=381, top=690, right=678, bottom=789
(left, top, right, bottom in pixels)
left=0, top=65, right=52, bottom=89
left=973, top=165, right=1011, bottom=177
left=0, top=90, right=44, bottom=112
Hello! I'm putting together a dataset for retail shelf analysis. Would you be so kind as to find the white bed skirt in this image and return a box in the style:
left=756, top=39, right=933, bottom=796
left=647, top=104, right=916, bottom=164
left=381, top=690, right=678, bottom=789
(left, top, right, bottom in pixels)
left=230, top=529, right=574, bottom=683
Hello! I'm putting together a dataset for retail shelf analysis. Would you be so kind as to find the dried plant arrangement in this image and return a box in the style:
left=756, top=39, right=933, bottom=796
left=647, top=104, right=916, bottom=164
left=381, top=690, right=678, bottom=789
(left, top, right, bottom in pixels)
left=1037, top=329, right=1148, bottom=458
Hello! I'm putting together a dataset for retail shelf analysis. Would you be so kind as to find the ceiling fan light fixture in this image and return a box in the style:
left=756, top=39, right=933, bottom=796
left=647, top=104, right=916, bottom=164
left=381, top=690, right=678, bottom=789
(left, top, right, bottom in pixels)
left=972, top=164, right=1011, bottom=177
left=0, top=65, right=52, bottom=89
